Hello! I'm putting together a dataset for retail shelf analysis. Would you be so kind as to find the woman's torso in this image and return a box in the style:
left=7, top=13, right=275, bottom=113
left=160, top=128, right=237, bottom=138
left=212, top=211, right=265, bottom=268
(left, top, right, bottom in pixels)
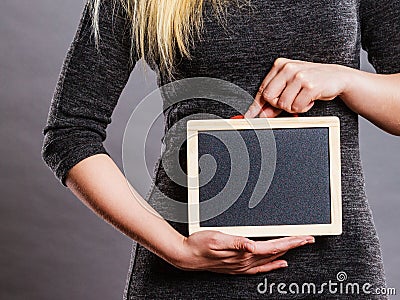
left=126, top=1, right=388, bottom=299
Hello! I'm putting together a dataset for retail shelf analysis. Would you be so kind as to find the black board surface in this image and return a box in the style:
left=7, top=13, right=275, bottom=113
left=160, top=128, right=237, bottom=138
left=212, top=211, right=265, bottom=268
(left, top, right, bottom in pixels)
left=198, top=128, right=331, bottom=227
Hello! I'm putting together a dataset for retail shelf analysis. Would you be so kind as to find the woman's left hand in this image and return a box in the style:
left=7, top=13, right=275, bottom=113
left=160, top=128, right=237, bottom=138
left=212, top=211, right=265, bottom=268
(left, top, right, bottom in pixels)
left=245, top=57, right=351, bottom=118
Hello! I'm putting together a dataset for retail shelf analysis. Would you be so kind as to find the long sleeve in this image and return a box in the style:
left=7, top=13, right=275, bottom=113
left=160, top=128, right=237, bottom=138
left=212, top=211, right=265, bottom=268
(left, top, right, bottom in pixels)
left=42, top=0, right=136, bottom=186
left=360, top=0, right=400, bottom=74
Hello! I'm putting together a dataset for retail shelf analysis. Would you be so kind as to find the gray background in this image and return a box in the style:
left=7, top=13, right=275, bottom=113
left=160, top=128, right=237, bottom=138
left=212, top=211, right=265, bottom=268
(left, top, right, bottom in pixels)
left=0, top=0, right=399, bottom=299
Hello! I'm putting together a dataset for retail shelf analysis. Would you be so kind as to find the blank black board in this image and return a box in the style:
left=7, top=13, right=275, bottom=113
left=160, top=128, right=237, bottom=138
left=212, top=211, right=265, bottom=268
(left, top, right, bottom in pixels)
left=186, top=117, right=342, bottom=237
left=198, top=128, right=331, bottom=227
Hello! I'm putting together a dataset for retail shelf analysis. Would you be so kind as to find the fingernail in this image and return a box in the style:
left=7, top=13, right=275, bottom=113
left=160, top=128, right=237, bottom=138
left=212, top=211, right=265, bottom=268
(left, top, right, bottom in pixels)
left=245, top=242, right=255, bottom=252
left=280, top=261, right=288, bottom=267
left=306, top=237, right=315, bottom=243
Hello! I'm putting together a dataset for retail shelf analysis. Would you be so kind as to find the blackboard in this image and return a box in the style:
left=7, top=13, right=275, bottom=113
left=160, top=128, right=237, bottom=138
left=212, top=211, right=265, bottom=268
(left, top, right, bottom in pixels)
left=187, top=117, right=342, bottom=237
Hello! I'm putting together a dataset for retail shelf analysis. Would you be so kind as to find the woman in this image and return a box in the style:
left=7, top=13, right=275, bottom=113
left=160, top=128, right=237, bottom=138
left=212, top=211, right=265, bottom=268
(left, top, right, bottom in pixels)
left=42, top=0, right=400, bottom=298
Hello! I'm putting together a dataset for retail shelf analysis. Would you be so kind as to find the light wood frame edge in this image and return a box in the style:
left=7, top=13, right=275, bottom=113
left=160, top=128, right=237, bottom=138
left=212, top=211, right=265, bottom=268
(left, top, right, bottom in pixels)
left=187, top=116, right=342, bottom=237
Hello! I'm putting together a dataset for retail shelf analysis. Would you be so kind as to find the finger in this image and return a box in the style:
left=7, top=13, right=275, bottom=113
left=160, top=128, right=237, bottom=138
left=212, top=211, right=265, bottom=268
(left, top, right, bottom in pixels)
left=216, top=243, right=289, bottom=266
left=275, top=77, right=303, bottom=113
left=261, top=63, right=300, bottom=106
left=258, top=58, right=307, bottom=100
left=244, top=92, right=266, bottom=118
left=240, top=251, right=288, bottom=269
left=207, top=248, right=252, bottom=259
left=259, top=102, right=283, bottom=118
left=210, top=232, right=256, bottom=253
left=253, top=236, right=315, bottom=255
left=208, top=252, right=285, bottom=274
left=291, top=87, right=316, bottom=113
left=245, top=57, right=290, bottom=118
left=242, top=260, right=289, bottom=275
left=208, top=249, right=289, bottom=273
left=259, top=57, right=291, bottom=95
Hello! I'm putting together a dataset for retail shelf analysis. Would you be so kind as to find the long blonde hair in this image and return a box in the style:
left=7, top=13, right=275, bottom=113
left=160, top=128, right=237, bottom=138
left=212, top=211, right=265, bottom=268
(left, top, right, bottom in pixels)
left=89, top=0, right=226, bottom=78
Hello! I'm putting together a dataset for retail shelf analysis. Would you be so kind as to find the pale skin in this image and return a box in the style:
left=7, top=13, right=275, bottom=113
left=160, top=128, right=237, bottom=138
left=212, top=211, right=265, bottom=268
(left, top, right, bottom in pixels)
left=245, top=57, right=400, bottom=136
left=65, top=57, right=400, bottom=275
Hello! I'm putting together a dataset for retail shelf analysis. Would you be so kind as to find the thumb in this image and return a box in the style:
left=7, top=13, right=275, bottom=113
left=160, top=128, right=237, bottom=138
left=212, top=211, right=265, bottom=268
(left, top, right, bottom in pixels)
left=244, top=95, right=264, bottom=118
left=259, top=101, right=282, bottom=118
left=227, top=235, right=256, bottom=252
left=243, top=240, right=256, bottom=253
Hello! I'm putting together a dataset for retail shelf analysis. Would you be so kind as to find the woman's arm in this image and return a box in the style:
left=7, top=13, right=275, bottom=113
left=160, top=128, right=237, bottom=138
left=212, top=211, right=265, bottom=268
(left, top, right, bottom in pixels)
left=43, top=0, right=314, bottom=275
left=65, top=153, right=185, bottom=265
left=65, top=153, right=315, bottom=274
left=244, top=58, right=400, bottom=135
left=340, top=69, right=400, bottom=135
left=245, top=1, right=400, bottom=135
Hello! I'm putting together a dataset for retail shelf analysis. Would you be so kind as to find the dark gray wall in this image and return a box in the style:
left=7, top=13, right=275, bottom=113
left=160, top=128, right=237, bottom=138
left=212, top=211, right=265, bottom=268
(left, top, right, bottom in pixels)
left=0, top=1, right=399, bottom=299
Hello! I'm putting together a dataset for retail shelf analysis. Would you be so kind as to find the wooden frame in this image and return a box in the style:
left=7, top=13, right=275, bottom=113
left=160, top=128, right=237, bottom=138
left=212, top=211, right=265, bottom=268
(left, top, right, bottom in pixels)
left=187, top=116, right=342, bottom=237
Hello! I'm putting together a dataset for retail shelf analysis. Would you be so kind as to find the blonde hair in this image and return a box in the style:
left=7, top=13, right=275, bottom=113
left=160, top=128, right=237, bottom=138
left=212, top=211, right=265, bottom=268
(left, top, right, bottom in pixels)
left=89, top=0, right=226, bottom=78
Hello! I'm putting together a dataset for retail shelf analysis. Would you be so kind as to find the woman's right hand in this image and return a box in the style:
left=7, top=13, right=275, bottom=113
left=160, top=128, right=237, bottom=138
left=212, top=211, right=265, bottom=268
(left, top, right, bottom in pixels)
left=172, top=230, right=315, bottom=275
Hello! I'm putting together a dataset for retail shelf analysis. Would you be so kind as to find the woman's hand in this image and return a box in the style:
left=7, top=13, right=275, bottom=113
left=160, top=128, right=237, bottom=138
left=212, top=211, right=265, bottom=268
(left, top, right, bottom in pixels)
left=245, top=57, right=351, bottom=118
left=173, top=230, right=314, bottom=275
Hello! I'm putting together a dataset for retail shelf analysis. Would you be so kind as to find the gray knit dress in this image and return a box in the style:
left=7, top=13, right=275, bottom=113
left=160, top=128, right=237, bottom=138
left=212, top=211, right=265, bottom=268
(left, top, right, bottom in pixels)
left=42, top=0, right=400, bottom=299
